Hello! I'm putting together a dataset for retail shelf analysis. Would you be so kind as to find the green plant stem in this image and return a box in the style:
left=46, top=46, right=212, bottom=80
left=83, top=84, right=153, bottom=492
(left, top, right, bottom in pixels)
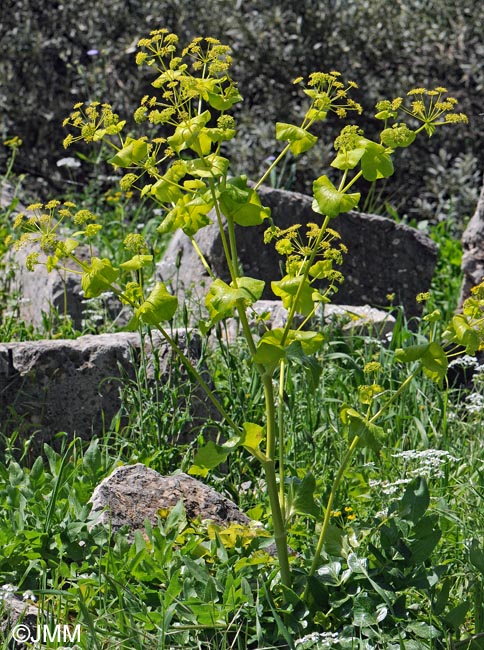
left=208, top=179, right=237, bottom=283
left=261, top=373, right=291, bottom=587
left=278, top=360, right=286, bottom=522
left=254, top=143, right=291, bottom=191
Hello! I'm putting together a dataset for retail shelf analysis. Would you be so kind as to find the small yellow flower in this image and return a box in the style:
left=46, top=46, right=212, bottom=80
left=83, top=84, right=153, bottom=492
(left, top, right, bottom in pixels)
left=416, top=291, right=431, bottom=303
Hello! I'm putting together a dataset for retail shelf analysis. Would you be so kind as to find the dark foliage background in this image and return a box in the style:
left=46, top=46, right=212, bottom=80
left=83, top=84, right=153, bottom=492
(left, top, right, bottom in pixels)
left=1, top=0, right=482, bottom=226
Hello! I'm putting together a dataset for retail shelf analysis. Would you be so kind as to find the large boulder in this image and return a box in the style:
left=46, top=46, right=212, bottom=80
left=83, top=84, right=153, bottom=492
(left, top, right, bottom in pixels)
left=0, top=330, right=212, bottom=453
left=89, top=464, right=252, bottom=536
left=157, top=185, right=438, bottom=317
left=460, top=179, right=484, bottom=306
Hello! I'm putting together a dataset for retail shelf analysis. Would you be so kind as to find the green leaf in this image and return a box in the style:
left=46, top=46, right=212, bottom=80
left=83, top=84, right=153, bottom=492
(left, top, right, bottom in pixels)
left=151, top=162, right=188, bottom=203
left=240, top=422, right=267, bottom=461
left=108, top=138, right=148, bottom=167
left=396, top=341, right=448, bottom=385
left=188, top=441, right=231, bottom=477
left=135, top=282, right=178, bottom=326
left=312, top=175, right=360, bottom=218
left=206, top=277, right=265, bottom=323
left=252, top=329, right=287, bottom=366
left=157, top=193, right=213, bottom=236
left=219, top=176, right=271, bottom=226
left=380, top=125, right=416, bottom=148
left=286, top=473, right=320, bottom=519
left=447, top=314, right=480, bottom=354
left=120, top=254, right=153, bottom=271
left=185, top=153, right=229, bottom=179
left=206, top=88, right=243, bottom=111
left=443, top=602, right=471, bottom=632
left=167, top=110, right=211, bottom=153
left=330, top=147, right=366, bottom=171
left=275, top=122, right=318, bottom=156
left=469, top=539, right=484, bottom=575
left=271, top=275, right=314, bottom=315
left=395, top=477, right=429, bottom=524
left=81, top=257, right=119, bottom=298
left=340, top=406, right=385, bottom=453
left=360, top=141, right=394, bottom=181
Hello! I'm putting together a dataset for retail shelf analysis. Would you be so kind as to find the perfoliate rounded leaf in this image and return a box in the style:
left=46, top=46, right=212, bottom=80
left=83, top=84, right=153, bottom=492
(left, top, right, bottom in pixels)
left=108, top=138, right=148, bottom=168
left=380, top=125, right=416, bottom=148
left=275, top=122, right=318, bottom=156
left=135, top=282, right=178, bottom=325
left=151, top=162, right=188, bottom=203
left=206, top=277, right=265, bottom=323
left=330, top=147, right=366, bottom=171
left=271, top=275, right=314, bottom=315
left=120, top=254, right=153, bottom=271
left=185, top=154, right=229, bottom=179
left=312, top=175, right=360, bottom=218
left=166, top=110, right=212, bottom=153
left=360, top=141, right=394, bottom=181
left=81, top=257, right=119, bottom=298
left=220, top=176, right=270, bottom=226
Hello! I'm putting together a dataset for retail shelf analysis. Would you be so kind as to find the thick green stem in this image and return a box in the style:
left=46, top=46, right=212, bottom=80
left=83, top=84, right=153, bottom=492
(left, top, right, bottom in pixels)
left=262, top=373, right=291, bottom=587
left=278, top=360, right=286, bottom=521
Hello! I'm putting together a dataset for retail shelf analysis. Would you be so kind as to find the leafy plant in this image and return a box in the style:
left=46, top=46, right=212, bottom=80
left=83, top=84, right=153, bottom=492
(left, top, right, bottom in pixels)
left=9, top=28, right=481, bottom=615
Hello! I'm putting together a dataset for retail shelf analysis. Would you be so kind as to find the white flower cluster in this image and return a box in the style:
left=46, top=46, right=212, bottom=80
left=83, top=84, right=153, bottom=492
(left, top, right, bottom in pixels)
left=466, top=392, right=484, bottom=415
left=392, top=448, right=460, bottom=478
left=295, top=631, right=341, bottom=648
left=0, top=583, right=17, bottom=603
left=369, top=477, right=412, bottom=496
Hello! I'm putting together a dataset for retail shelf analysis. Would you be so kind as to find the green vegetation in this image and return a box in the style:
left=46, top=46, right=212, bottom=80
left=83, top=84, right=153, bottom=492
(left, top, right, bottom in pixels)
left=0, top=22, right=483, bottom=650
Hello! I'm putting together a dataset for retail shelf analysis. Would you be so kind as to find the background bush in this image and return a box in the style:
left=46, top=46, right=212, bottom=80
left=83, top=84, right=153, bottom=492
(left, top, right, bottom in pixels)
left=1, top=0, right=482, bottom=227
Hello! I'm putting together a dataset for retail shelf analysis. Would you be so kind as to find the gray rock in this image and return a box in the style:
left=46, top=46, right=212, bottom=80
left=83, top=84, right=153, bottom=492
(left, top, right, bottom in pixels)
left=89, top=464, right=252, bottom=535
left=0, top=329, right=212, bottom=451
left=319, top=303, right=396, bottom=338
left=209, top=299, right=395, bottom=346
left=0, top=593, right=39, bottom=650
left=460, top=179, right=484, bottom=306
left=157, top=185, right=437, bottom=317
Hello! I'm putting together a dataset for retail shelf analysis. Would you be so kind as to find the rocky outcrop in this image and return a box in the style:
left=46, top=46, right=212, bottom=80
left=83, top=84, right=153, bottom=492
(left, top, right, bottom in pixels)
left=460, top=179, right=484, bottom=306
left=0, top=329, right=212, bottom=452
left=157, top=185, right=438, bottom=317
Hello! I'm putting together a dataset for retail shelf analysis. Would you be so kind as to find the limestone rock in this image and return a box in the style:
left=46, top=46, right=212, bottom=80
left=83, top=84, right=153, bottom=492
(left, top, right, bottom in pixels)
left=0, top=329, right=211, bottom=451
left=157, top=185, right=437, bottom=317
left=89, top=464, right=251, bottom=535
left=460, top=180, right=484, bottom=306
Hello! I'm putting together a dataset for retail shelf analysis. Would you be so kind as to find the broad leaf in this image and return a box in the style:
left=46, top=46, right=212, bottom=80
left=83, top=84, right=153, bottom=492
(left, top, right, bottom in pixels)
left=206, top=277, right=265, bottom=323
left=340, top=406, right=385, bottom=453
left=271, top=275, right=314, bottom=315
left=185, top=154, right=229, bottom=179
left=120, top=254, right=153, bottom=271
left=109, top=138, right=148, bottom=168
left=81, top=257, right=119, bottom=298
left=312, top=175, right=360, bottom=218
left=380, top=125, right=416, bottom=148
left=275, top=122, right=318, bottom=156
left=167, top=111, right=211, bottom=153
left=157, top=193, right=213, bottom=236
left=189, top=441, right=231, bottom=477
left=135, top=282, right=178, bottom=325
left=220, top=176, right=271, bottom=226
left=330, top=147, right=366, bottom=171
left=151, top=162, right=188, bottom=203
left=285, top=473, right=320, bottom=519
left=360, top=141, right=394, bottom=181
